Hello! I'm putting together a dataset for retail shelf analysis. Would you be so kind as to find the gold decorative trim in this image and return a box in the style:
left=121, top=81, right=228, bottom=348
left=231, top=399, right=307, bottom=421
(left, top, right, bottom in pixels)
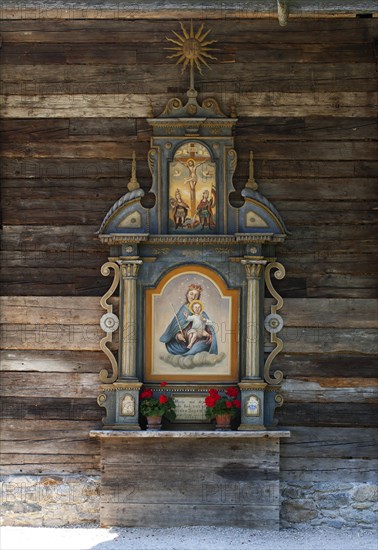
left=264, top=262, right=286, bottom=385
left=238, top=382, right=267, bottom=391
left=99, top=262, right=120, bottom=384
left=100, top=382, right=143, bottom=392
left=99, top=234, right=285, bottom=245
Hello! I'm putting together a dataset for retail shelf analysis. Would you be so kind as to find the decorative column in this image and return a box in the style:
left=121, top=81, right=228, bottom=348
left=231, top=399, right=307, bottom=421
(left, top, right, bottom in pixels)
left=241, top=259, right=267, bottom=379
left=119, top=259, right=143, bottom=379
left=239, top=259, right=267, bottom=430
left=97, top=257, right=143, bottom=430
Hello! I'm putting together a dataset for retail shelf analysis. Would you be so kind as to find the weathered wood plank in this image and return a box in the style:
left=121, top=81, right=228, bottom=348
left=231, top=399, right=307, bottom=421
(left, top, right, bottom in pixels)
left=278, top=353, right=378, bottom=378
left=0, top=323, right=107, bottom=351
left=0, top=350, right=106, bottom=373
left=0, top=397, right=102, bottom=421
left=2, top=139, right=377, bottom=161
left=102, top=438, right=279, bottom=466
left=281, top=378, right=378, bottom=403
left=278, top=298, right=378, bottom=328
left=0, top=454, right=100, bottom=475
left=101, top=472, right=278, bottom=504
left=0, top=296, right=104, bottom=324
left=0, top=7, right=377, bottom=23
left=276, top=402, right=378, bottom=427
left=101, top=502, right=278, bottom=529
left=1, top=61, right=375, bottom=93
left=306, top=274, right=378, bottom=299
left=1, top=92, right=376, bottom=118
left=0, top=17, right=376, bottom=38
left=272, top=328, right=378, bottom=354
left=280, top=457, right=378, bottom=482
left=0, top=420, right=101, bottom=455
left=280, top=426, right=378, bottom=458
left=237, top=117, right=378, bottom=141
left=0, top=372, right=99, bottom=398
left=2, top=117, right=375, bottom=143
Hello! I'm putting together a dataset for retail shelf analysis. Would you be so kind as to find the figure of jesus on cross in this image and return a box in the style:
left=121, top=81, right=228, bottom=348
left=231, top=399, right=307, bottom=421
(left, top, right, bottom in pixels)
left=175, top=143, right=209, bottom=218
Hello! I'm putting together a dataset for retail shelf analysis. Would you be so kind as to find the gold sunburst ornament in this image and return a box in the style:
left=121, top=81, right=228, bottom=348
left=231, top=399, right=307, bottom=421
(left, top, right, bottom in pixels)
left=166, top=22, right=217, bottom=90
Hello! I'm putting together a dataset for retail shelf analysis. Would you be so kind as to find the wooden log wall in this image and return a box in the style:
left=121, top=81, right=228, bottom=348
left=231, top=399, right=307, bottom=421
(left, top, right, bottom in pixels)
left=1, top=16, right=377, bottom=515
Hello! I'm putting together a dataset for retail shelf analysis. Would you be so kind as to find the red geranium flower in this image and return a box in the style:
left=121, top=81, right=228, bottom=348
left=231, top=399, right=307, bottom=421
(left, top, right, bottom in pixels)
left=209, top=388, right=219, bottom=397
left=159, top=395, right=168, bottom=404
left=226, top=400, right=232, bottom=409
left=160, top=381, right=167, bottom=387
left=233, top=399, right=241, bottom=409
left=226, top=387, right=238, bottom=398
left=141, top=389, right=153, bottom=399
left=205, top=396, right=216, bottom=408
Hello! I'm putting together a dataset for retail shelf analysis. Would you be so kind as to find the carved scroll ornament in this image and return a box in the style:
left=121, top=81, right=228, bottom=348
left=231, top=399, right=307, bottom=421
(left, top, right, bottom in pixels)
left=264, top=262, right=286, bottom=385
left=99, top=261, right=120, bottom=384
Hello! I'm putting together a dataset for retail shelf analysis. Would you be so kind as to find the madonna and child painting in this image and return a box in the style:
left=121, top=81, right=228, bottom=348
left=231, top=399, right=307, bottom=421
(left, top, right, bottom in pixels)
left=145, top=267, right=238, bottom=381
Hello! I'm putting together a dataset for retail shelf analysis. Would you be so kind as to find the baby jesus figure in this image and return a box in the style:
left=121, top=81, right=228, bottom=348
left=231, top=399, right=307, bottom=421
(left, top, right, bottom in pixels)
left=183, top=300, right=214, bottom=350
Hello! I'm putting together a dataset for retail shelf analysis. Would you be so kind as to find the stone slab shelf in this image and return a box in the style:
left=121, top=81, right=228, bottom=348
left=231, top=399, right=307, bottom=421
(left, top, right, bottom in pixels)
left=91, top=429, right=290, bottom=529
left=90, top=429, right=290, bottom=439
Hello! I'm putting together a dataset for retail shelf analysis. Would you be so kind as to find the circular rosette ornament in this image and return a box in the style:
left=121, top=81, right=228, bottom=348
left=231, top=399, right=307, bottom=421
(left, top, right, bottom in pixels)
left=100, top=312, right=119, bottom=333
left=264, top=313, right=283, bottom=334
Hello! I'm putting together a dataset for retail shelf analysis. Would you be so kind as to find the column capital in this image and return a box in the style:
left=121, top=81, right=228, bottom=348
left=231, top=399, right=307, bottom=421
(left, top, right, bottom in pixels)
left=118, top=259, right=143, bottom=279
left=241, top=259, right=267, bottom=279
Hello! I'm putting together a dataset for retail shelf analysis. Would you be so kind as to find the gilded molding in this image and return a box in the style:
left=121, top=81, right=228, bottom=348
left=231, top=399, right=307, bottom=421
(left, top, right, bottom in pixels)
left=238, top=382, right=267, bottom=391
left=98, top=234, right=285, bottom=245
left=148, top=120, right=235, bottom=129
left=99, top=261, right=120, bottom=384
left=264, top=262, right=286, bottom=385
left=100, top=382, right=143, bottom=392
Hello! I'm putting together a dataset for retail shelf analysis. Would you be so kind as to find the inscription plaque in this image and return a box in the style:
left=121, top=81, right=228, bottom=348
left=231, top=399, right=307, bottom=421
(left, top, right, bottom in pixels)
left=173, top=396, right=207, bottom=422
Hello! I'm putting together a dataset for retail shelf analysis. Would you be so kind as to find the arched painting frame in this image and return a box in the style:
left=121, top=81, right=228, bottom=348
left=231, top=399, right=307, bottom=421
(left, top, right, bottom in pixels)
left=145, top=265, right=239, bottom=382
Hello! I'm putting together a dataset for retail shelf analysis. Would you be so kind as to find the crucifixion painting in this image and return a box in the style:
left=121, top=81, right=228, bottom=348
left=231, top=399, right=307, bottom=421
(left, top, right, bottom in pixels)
left=169, top=142, right=216, bottom=232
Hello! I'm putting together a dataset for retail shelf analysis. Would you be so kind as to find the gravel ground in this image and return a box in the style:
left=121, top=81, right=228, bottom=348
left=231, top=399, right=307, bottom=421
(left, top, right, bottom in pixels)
left=1, top=526, right=377, bottom=550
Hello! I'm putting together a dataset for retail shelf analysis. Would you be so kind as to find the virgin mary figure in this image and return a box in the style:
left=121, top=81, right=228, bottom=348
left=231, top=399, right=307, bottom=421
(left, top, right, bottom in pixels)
left=159, top=283, right=218, bottom=356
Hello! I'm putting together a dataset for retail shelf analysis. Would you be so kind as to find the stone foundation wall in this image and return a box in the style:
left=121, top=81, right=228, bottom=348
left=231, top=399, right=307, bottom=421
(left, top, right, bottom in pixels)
left=0, top=475, right=100, bottom=527
left=1, top=475, right=377, bottom=529
left=281, top=482, right=378, bottom=529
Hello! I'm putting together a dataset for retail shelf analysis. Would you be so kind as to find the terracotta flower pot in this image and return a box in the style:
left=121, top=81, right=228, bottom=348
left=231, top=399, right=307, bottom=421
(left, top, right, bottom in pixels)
left=146, top=416, right=162, bottom=430
left=215, top=413, right=232, bottom=430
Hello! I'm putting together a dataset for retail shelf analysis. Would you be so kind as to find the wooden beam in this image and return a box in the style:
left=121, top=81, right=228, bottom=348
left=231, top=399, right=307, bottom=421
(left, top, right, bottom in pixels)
left=1, top=92, right=376, bottom=118
left=0, top=1, right=377, bottom=20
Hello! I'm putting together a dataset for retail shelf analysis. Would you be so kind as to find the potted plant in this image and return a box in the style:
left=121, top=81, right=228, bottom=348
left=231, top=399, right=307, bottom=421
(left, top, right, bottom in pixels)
left=140, top=382, right=176, bottom=430
left=204, top=387, right=241, bottom=430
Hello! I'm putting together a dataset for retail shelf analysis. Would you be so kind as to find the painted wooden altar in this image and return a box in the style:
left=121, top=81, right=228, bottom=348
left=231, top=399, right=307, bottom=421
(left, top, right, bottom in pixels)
left=92, top=22, right=289, bottom=529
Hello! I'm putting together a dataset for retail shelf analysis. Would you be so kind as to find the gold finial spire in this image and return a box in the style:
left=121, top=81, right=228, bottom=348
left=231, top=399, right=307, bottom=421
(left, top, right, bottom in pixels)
left=147, top=99, right=154, bottom=118
left=245, top=151, right=258, bottom=191
left=127, top=151, right=140, bottom=192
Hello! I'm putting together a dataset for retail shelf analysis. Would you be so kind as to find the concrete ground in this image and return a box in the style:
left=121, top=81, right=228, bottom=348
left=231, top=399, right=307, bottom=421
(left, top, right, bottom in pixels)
left=1, top=526, right=377, bottom=550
